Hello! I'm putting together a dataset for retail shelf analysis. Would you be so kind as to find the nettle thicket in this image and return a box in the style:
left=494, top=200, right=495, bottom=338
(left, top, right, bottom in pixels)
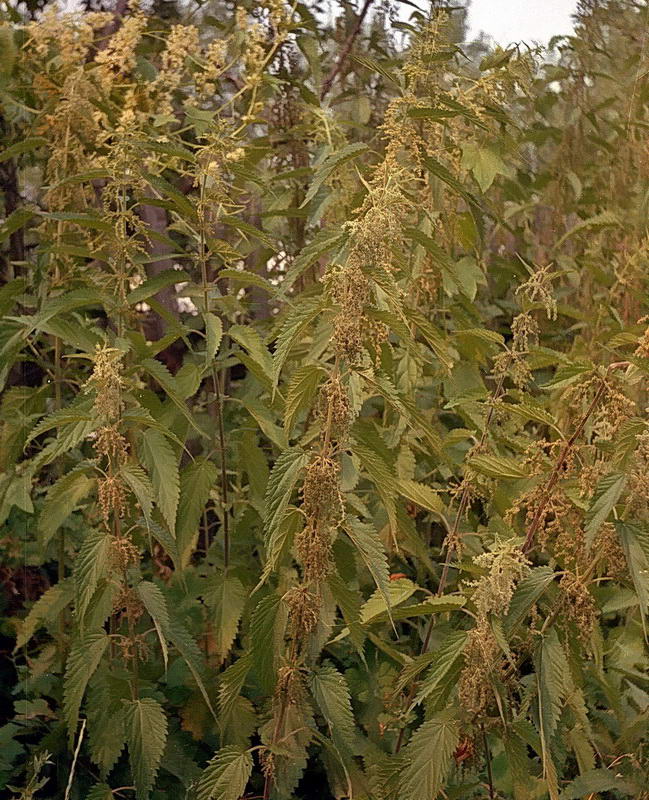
left=1, top=1, right=648, bottom=799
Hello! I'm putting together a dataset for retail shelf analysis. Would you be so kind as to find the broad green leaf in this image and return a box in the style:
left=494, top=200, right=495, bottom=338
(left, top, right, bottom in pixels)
left=75, top=529, right=112, bottom=626
left=0, top=137, right=46, bottom=162
left=584, top=472, right=627, bottom=548
left=399, top=710, right=459, bottom=800
left=283, top=363, right=325, bottom=436
left=396, top=479, right=445, bottom=514
left=461, top=143, right=509, bottom=192
left=413, top=631, right=467, bottom=706
left=120, top=463, right=154, bottom=524
left=228, top=324, right=274, bottom=388
left=616, top=521, right=649, bottom=638
left=196, top=746, right=253, bottom=800
left=535, top=628, right=567, bottom=800
left=63, top=630, right=109, bottom=741
left=126, top=270, right=189, bottom=305
left=204, top=312, right=223, bottom=363
left=137, top=580, right=170, bottom=669
left=554, top=210, right=621, bottom=250
left=279, top=227, right=344, bottom=294
left=140, top=358, right=209, bottom=440
left=0, top=208, right=35, bottom=243
left=250, top=594, right=287, bottom=695
left=558, top=768, right=635, bottom=799
left=343, top=517, right=391, bottom=617
left=207, top=574, right=246, bottom=665
left=258, top=506, right=303, bottom=588
left=469, top=453, right=529, bottom=480
left=176, top=459, right=217, bottom=566
left=167, top=618, right=218, bottom=721
left=86, top=784, right=114, bottom=800
left=272, top=297, right=325, bottom=384
left=351, top=429, right=398, bottom=538
left=504, top=567, right=555, bottom=635
left=300, top=143, right=368, bottom=208
left=125, top=698, right=168, bottom=800
left=360, top=578, right=417, bottom=624
left=309, top=662, right=358, bottom=757
left=140, top=428, right=180, bottom=534
left=38, top=468, right=94, bottom=547
left=263, top=448, right=308, bottom=541
left=14, top=578, right=74, bottom=650
left=218, top=268, right=274, bottom=293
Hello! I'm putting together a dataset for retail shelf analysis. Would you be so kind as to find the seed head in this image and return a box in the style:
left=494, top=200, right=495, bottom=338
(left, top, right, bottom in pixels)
left=98, top=475, right=127, bottom=522
left=85, top=345, right=124, bottom=421
left=316, top=375, right=352, bottom=442
left=284, top=584, right=320, bottom=638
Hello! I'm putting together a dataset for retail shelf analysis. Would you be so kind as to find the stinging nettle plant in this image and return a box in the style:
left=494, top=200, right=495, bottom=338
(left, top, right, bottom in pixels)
left=1, top=1, right=648, bottom=799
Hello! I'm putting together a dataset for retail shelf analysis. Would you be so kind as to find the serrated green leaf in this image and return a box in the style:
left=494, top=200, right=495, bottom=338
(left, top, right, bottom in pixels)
left=263, top=448, right=308, bottom=541
left=272, top=297, right=325, bottom=384
left=85, top=783, right=114, bottom=800
left=125, top=697, right=168, bottom=800
left=343, top=516, right=391, bottom=617
left=309, top=662, right=358, bottom=757
left=196, top=746, right=253, bottom=800
left=176, top=459, right=217, bottom=566
left=283, top=363, right=325, bottom=436
left=204, top=312, right=223, bottom=363
left=300, top=143, right=368, bottom=208
left=584, top=472, right=627, bottom=548
left=396, top=479, right=445, bottom=514
left=250, top=594, right=287, bottom=695
left=535, top=628, right=567, bottom=800
left=38, top=468, right=94, bottom=547
left=75, top=529, right=112, bottom=626
left=126, top=270, right=189, bottom=305
left=469, top=453, right=529, bottom=480
left=14, top=578, right=74, bottom=650
left=137, top=580, right=170, bottom=669
left=140, top=428, right=180, bottom=534
left=0, top=137, right=46, bottom=163
left=558, top=767, right=635, bottom=799
left=63, top=630, right=109, bottom=741
left=400, top=710, right=459, bottom=800
left=504, top=567, right=555, bottom=635
left=207, top=574, right=246, bottom=665
left=413, top=631, right=467, bottom=706
left=120, top=463, right=154, bottom=524
left=167, top=618, right=218, bottom=721
left=360, top=578, right=417, bottom=623
left=279, top=228, right=344, bottom=294
left=616, top=521, right=649, bottom=639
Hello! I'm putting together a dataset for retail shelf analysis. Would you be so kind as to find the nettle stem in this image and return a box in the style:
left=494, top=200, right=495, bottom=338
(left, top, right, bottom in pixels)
left=198, top=174, right=230, bottom=566
left=522, top=362, right=628, bottom=555
left=394, top=366, right=508, bottom=753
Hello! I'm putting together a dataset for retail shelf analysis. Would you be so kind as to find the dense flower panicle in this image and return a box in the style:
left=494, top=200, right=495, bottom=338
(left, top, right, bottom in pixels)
left=627, top=429, right=649, bottom=513
left=301, top=454, right=344, bottom=526
left=458, top=622, right=502, bottom=716
left=85, top=345, right=125, bottom=421
left=153, top=24, right=200, bottom=116
left=94, top=7, right=147, bottom=90
left=284, top=584, right=320, bottom=637
left=95, top=425, right=129, bottom=465
left=560, top=572, right=597, bottom=644
left=316, top=375, right=352, bottom=442
left=468, top=539, right=530, bottom=619
left=110, top=534, right=140, bottom=571
left=515, top=263, right=558, bottom=320
left=98, top=475, right=127, bottom=522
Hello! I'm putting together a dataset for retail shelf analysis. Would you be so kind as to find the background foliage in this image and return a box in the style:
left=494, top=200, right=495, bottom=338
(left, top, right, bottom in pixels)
left=1, top=1, right=649, bottom=798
